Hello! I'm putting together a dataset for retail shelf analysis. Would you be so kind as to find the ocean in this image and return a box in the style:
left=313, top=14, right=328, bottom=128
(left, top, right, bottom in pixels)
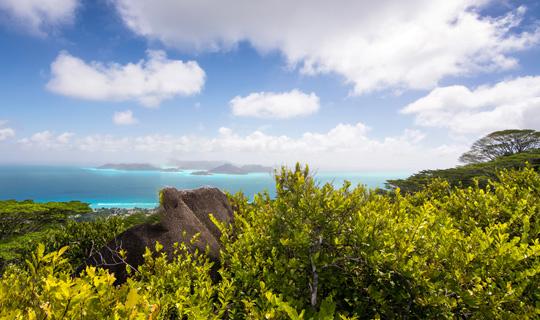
left=0, top=166, right=409, bottom=209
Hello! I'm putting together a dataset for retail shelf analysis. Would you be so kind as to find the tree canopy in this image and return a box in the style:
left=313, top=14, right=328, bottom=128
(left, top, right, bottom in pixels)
left=387, top=148, right=540, bottom=193
left=0, top=200, right=92, bottom=240
left=459, top=129, right=540, bottom=164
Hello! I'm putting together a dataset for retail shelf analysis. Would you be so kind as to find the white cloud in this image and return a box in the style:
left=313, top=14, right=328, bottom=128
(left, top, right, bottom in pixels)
left=402, top=76, right=540, bottom=134
left=0, top=0, right=78, bottom=35
left=113, top=110, right=138, bottom=125
left=230, top=90, right=319, bottom=119
left=0, top=126, right=15, bottom=141
left=18, top=130, right=74, bottom=149
left=56, top=132, right=74, bottom=143
left=14, top=123, right=462, bottom=170
left=113, top=0, right=539, bottom=94
left=46, top=50, right=205, bottom=107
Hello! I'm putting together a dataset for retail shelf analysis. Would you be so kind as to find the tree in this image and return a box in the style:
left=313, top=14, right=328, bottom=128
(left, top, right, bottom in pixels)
left=386, top=149, right=540, bottom=193
left=0, top=200, right=92, bottom=240
left=459, top=129, right=540, bottom=164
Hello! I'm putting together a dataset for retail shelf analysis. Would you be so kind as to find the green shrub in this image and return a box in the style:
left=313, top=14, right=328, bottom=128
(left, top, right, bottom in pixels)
left=1, top=165, right=539, bottom=319
left=219, top=165, right=540, bottom=318
left=0, top=200, right=92, bottom=240
left=0, top=212, right=159, bottom=270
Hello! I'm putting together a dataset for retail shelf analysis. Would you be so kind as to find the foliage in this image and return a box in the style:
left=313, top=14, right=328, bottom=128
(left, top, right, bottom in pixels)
left=218, top=164, right=371, bottom=318
left=0, top=243, right=155, bottom=319
left=459, top=129, right=540, bottom=164
left=1, top=164, right=540, bottom=319
left=0, top=199, right=92, bottom=240
left=0, top=212, right=158, bottom=271
left=387, top=149, right=540, bottom=193
left=219, top=165, right=540, bottom=318
left=0, top=239, right=249, bottom=319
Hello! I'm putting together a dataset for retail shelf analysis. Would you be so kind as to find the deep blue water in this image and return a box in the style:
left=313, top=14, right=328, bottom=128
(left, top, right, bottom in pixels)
left=0, top=166, right=409, bottom=209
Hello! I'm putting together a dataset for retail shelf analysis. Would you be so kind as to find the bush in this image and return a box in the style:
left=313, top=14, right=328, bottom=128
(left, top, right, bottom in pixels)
left=1, top=165, right=539, bottom=319
left=0, top=200, right=92, bottom=239
left=0, top=212, right=158, bottom=271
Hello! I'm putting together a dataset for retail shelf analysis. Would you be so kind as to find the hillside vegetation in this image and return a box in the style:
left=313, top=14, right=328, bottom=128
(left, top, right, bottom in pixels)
left=0, top=201, right=157, bottom=271
left=0, top=164, right=539, bottom=319
left=0, top=200, right=92, bottom=239
left=387, top=130, right=540, bottom=193
left=387, top=149, right=540, bottom=193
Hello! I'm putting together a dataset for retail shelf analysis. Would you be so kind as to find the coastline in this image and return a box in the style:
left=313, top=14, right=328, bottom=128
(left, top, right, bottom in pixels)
left=0, top=165, right=410, bottom=209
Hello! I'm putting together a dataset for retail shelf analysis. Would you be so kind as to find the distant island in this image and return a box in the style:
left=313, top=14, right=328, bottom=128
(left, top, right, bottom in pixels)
left=98, top=163, right=162, bottom=171
left=96, top=162, right=272, bottom=175
left=97, top=163, right=182, bottom=172
left=172, top=160, right=228, bottom=170
left=207, top=163, right=272, bottom=175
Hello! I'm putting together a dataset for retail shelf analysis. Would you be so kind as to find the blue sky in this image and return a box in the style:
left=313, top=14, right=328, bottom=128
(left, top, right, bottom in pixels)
left=0, top=0, right=539, bottom=170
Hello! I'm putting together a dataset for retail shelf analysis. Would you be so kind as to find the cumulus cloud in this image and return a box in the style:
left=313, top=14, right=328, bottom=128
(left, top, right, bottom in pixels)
left=0, top=125, right=15, bottom=141
left=113, top=110, right=138, bottom=125
left=113, top=0, right=539, bottom=94
left=46, top=50, right=205, bottom=107
left=230, top=90, right=319, bottom=119
left=0, top=0, right=78, bottom=35
left=402, top=76, right=540, bottom=134
left=18, top=130, right=74, bottom=149
left=14, top=123, right=463, bottom=170
left=56, top=132, right=74, bottom=144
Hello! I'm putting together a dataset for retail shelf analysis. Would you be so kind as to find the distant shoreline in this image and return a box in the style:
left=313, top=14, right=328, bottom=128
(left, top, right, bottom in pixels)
left=90, top=202, right=160, bottom=209
left=95, top=162, right=274, bottom=175
left=88, top=167, right=273, bottom=176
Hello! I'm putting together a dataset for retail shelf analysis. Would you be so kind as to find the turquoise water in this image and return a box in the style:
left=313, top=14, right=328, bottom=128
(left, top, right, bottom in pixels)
left=0, top=166, right=409, bottom=209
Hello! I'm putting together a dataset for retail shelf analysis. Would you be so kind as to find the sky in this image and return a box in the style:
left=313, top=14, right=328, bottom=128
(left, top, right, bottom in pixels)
left=0, top=0, right=539, bottom=171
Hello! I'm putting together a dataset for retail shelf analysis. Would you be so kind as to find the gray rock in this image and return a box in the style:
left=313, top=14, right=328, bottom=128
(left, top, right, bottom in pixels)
left=79, top=187, right=233, bottom=284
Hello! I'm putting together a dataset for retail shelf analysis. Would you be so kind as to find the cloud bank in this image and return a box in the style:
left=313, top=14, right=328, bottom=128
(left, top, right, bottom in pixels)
left=230, top=90, right=319, bottom=119
left=0, top=0, right=78, bottom=35
left=47, top=50, right=205, bottom=107
left=402, top=76, right=540, bottom=134
left=12, top=123, right=463, bottom=170
left=18, top=130, right=74, bottom=149
left=113, top=0, right=539, bottom=94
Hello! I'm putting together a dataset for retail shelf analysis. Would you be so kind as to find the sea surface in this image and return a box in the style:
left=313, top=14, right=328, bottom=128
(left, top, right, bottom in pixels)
left=0, top=166, right=410, bottom=209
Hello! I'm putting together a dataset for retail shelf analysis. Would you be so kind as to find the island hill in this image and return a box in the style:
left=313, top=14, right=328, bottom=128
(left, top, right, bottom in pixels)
left=97, top=161, right=273, bottom=175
